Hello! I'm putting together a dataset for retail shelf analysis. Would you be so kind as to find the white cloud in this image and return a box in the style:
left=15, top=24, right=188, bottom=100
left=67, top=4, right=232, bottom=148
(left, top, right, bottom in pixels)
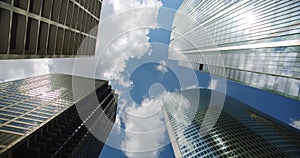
left=289, top=119, right=300, bottom=130
left=0, top=0, right=162, bottom=89
left=0, top=59, right=52, bottom=82
left=120, top=97, right=166, bottom=157
left=157, top=60, right=168, bottom=73
left=0, top=1, right=165, bottom=157
left=95, top=1, right=165, bottom=156
left=87, top=0, right=162, bottom=89
left=111, top=0, right=162, bottom=13
left=0, top=0, right=163, bottom=90
left=120, top=91, right=190, bottom=158
left=160, top=60, right=166, bottom=66
left=157, top=64, right=168, bottom=73
left=208, top=79, right=218, bottom=90
left=184, top=84, right=198, bottom=90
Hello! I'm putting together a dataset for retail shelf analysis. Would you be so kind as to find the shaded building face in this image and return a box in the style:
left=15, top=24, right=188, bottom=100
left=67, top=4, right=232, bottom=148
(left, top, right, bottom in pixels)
left=163, top=89, right=300, bottom=158
left=0, top=0, right=102, bottom=59
left=0, top=74, right=117, bottom=157
left=169, top=0, right=300, bottom=100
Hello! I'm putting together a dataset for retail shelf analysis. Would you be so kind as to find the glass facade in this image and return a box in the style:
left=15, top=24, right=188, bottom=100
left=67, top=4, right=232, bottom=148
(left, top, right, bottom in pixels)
left=0, top=0, right=101, bottom=59
left=163, top=89, right=300, bottom=158
left=169, top=0, right=300, bottom=100
left=0, top=73, right=117, bottom=157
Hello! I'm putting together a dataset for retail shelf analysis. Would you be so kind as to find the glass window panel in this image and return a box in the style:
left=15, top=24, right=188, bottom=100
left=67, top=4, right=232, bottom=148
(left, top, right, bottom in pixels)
left=257, top=74, right=266, bottom=88
left=288, top=79, right=299, bottom=96
left=0, top=126, right=29, bottom=134
left=235, top=70, right=240, bottom=80
left=266, top=75, right=275, bottom=90
left=5, top=107, right=28, bottom=113
left=35, top=109, right=55, bottom=114
left=0, top=110, right=21, bottom=116
left=239, top=71, right=245, bottom=82
left=23, top=115, right=47, bottom=121
left=0, top=119, right=7, bottom=123
left=16, top=118, right=42, bottom=125
left=8, top=122, right=34, bottom=129
left=0, top=102, right=10, bottom=107
left=29, top=112, right=52, bottom=118
left=13, top=105, right=34, bottom=110
left=230, top=69, right=235, bottom=79
left=250, top=73, right=258, bottom=87
left=19, top=103, right=38, bottom=108
left=244, top=72, right=251, bottom=84
left=276, top=77, right=287, bottom=93
left=0, top=114, right=14, bottom=120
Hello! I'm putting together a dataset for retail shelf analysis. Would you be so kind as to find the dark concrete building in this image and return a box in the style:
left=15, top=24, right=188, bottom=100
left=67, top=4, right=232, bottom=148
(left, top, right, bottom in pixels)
left=0, top=73, right=117, bottom=157
left=163, top=89, right=300, bottom=158
left=0, top=0, right=102, bottom=59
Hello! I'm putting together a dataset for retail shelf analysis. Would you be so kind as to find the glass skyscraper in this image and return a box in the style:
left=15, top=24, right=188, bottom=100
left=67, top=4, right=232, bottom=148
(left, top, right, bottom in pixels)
left=169, top=0, right=300, bottom=100
left=163, top=89, right=300, bottom=158
left=0, top=73, right=117, bottom=157
left=0, top=0, right=101, bottom=59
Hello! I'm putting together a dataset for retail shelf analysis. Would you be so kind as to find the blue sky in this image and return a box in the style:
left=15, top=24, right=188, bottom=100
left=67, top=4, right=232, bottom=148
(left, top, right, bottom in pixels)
left=99, top=1, right=184, bottom=157
left=98, top=0, right=300, bottom=157
left=0, top=0, right=299, bottom=158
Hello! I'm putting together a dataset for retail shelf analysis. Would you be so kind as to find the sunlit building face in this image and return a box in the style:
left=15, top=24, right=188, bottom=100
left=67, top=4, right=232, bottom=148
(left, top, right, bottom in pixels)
left=163, top=89, right=300, bottom=158
left=168, top=0, right=300, bottom=100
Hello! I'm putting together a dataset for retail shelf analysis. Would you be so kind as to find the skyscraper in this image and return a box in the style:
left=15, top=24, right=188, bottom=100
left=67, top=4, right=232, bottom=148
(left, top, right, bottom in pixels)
left=163, top=89, right=300, bottom=158
left=0, top=0, right=102, bottom=59
left=168, top=0, right=300, bottom=100
left=0, top=73, right=117, bottom=157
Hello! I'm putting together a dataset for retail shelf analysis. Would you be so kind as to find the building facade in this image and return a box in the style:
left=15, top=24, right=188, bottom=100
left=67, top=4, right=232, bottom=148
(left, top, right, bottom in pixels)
left=169, top=0, right=300, bottom=100
left=163, top=89, right=300, bottom=158
left=0, top=0, right=102, bottom=59
left=0, top=73, right=117, bottom=157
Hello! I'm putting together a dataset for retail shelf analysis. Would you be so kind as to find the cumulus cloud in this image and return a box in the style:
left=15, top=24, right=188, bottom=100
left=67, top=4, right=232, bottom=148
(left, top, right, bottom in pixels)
left=120, top=97, right=166, bottom=157
left=0, top=1, right=166, bottom=157
left=94, top=1, right=166, bottom=157
left=289, top=119, right=300, bottom=130
left=0, top=59, right=53, bottom=82
left=20, top=0, right=163, bottom=90
left=89, top=0, right=163, bottom=89
left=0, top=0, right=163, bottom=89
left=111, top=0, right=162, bottom=13
left=120, top=91, right=191, bottom=158
left=157, top=60, right=168, bottom=73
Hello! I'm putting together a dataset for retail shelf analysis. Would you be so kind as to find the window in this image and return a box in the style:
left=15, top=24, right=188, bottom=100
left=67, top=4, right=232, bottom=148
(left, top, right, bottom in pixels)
left=16, top=118, right=42, bottom=124
left=0, top=126, right=29, bottom=134
left=8, top=122, right=34, bottom=129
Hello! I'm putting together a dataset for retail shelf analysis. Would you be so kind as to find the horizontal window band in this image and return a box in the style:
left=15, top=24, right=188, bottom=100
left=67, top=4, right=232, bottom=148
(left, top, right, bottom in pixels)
left=169, top=40, right=300, bottom=53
